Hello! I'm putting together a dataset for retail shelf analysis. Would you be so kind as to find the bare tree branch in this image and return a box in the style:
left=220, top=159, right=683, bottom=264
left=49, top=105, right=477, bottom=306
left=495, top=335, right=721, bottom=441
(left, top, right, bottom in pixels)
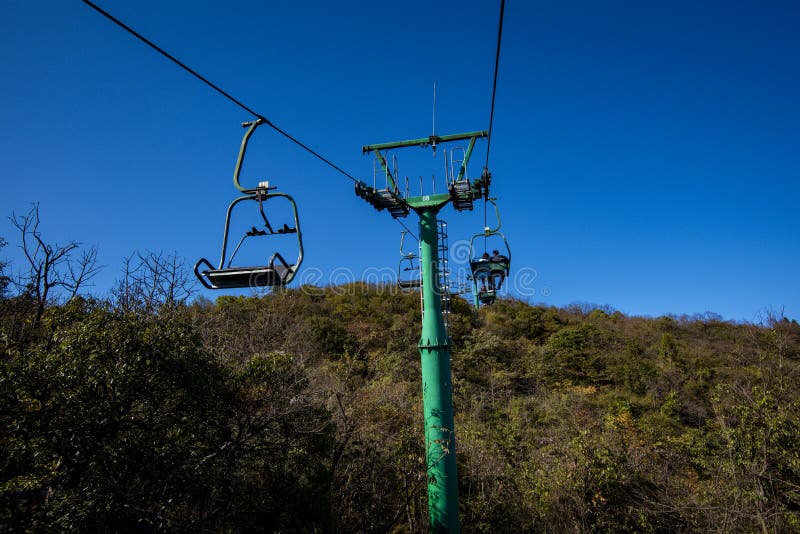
left=111, top=249, right=196, bottom=313
left=8, top=203, right=101, bottom=327
left=66, top=246, right=102, bottom=299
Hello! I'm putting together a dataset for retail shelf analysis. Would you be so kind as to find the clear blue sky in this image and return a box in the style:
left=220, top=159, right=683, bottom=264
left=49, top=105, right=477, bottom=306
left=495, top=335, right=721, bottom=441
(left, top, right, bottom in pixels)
left=2, top=0, right=798, bottom=322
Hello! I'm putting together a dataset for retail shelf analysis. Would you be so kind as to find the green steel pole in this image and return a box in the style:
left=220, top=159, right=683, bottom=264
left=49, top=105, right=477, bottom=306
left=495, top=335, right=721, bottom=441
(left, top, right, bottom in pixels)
left=417, top=207, right=460, bottom=533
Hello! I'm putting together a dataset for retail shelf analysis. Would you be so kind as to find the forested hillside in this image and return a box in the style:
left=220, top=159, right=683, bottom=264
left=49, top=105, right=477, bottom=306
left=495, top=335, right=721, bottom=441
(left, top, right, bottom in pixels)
left=2, top=277, right=800, bottom=532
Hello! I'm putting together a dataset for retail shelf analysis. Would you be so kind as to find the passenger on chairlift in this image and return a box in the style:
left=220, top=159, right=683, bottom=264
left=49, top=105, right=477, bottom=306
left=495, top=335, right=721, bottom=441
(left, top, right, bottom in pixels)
left=489, top=249, right=509, bottom=290
left=477, top=252, right=490, bottom=291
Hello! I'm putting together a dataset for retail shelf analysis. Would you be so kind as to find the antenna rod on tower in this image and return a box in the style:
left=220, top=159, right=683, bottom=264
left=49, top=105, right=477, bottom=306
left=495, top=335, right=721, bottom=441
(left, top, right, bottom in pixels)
left=432, top=81, right=437, bottom=136
left=432, top=82, right=437, bottom=154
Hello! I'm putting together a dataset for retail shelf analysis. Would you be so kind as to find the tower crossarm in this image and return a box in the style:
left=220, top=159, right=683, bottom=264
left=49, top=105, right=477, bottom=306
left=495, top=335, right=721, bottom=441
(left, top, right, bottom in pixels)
left=362, top=130, right=488, bottom=154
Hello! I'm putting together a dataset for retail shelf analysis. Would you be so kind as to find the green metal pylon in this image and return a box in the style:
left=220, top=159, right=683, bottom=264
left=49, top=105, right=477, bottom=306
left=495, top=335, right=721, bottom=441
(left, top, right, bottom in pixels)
left=357, top=130, right=489, bottom=533
left=417, top=207, right=459, bottom=532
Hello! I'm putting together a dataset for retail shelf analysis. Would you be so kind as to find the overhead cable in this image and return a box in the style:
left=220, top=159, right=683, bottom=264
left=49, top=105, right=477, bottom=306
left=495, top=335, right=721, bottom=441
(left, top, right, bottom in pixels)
left=82, top=0, right=361, bottom=184
left=484, top=0, right=505, bottom=170
left=83, top=1, right=425, bottom=240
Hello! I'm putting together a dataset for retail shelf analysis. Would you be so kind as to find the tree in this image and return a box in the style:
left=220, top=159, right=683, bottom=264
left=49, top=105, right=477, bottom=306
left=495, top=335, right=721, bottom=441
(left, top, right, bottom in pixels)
left=111, top=250, right=195, bottom=313
left=0, top=300, right=334, bottom=531
left=9, top=204, right=100, bottom=327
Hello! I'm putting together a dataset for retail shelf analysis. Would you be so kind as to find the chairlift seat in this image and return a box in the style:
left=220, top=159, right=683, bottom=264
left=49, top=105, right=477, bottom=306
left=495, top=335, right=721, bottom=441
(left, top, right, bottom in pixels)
left=200, top=264, right=293, bottom=289
left=195, top=250, right=296, bottom=290
left=398, top=279, right=422, bottom=289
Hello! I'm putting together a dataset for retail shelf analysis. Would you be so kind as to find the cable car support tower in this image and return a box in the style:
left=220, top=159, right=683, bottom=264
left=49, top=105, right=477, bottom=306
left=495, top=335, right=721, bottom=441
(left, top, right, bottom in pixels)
left=356, top=131, right=490, bottom=532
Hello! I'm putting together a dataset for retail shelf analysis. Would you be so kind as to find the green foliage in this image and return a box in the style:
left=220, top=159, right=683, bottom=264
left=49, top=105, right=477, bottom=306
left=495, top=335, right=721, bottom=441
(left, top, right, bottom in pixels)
left=2, top=301, right=231, bottom=530
left=302, top=314, right=352, bottom=357
left=543, top=323, right=617, bottom=385
left=0, top=300, right=333, bottom=531
left=2, top=284, right=799, bottom=532
left=658, top=333, right=680, bottom=364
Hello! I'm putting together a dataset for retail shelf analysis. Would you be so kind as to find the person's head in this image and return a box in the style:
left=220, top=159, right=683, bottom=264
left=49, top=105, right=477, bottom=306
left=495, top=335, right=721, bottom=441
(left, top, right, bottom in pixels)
left=482, top=252, right=490, bottom=259
left=492, top=250, right=499, bottom=255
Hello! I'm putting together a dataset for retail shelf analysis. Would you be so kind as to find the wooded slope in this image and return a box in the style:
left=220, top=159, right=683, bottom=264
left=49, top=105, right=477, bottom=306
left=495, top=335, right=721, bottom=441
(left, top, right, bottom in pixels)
left=2, top=284, right=799, bottom=532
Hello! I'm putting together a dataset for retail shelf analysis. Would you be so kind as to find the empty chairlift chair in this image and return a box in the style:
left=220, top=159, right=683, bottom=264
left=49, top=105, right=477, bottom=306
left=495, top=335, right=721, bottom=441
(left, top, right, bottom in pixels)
left=195, top=119, right=304, bottom=290
left=397, top=229, right=421, bottom=289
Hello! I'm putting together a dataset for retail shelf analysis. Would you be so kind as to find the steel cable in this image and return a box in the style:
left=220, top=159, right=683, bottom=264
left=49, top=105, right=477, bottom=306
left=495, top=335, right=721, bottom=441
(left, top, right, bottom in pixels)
left=82, top=0, right=361, bottom=184
left=484, top=0, right=505, bottom=170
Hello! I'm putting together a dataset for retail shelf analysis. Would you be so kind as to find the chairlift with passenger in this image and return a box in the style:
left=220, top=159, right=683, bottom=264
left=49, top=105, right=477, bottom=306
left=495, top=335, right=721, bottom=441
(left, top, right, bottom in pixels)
left=468, top=198, right=511, bottom=306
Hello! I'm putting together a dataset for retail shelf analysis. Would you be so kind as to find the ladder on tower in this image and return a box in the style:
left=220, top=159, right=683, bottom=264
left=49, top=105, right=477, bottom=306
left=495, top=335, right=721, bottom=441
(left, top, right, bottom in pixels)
left=438, top=220, right=452, bottom=333
left=417, top=220, right=453, bottom=335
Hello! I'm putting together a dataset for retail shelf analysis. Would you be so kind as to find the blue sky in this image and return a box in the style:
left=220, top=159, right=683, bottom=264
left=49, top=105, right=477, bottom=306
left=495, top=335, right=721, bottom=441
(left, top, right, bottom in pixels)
left=2, top=0, right=798, bottom=322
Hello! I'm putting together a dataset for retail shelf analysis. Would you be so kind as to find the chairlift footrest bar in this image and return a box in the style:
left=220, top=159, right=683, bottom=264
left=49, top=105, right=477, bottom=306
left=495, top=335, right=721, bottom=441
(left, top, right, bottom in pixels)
left=478, top=289, right=497, bottom=305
